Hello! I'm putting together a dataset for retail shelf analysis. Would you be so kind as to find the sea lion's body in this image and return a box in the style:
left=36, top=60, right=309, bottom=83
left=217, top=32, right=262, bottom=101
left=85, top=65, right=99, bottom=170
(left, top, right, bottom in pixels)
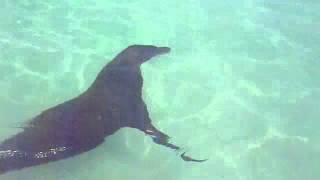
left=0, top=45, right=205, bottom=175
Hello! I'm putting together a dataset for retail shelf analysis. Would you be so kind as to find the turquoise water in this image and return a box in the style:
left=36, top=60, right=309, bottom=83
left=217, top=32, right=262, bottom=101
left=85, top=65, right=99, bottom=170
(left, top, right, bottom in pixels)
left=0, top=0, right=319, bottom=179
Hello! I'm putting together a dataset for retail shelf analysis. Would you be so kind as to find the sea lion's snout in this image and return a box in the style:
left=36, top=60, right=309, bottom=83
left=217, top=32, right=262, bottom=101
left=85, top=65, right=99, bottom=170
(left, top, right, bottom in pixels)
left=140, top=46, right=170, bottom=63
left=137, top=45, right=170, bottom=58
left=156, top=46, right=171, bottom=55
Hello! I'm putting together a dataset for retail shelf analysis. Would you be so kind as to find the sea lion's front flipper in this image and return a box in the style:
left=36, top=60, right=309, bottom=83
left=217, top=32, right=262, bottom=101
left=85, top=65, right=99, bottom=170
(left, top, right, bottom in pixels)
left=143, top=125, right=208, bottom=162
left=144, top=124, right=181, bottom=150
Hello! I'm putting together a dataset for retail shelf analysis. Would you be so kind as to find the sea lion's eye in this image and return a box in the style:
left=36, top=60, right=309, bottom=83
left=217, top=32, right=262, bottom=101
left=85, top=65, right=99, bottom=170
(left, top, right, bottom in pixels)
left=111, top=104, right=118, bottom=112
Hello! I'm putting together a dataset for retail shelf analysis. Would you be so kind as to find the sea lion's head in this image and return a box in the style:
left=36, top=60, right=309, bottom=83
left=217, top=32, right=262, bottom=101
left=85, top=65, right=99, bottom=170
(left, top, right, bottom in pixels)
left=117, top=45, right=171, bottom=66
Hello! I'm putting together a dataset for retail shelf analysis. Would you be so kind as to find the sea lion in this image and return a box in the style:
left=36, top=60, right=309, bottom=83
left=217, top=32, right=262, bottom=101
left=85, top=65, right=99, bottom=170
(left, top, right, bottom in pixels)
left=0, top=45, right=205, bottom=175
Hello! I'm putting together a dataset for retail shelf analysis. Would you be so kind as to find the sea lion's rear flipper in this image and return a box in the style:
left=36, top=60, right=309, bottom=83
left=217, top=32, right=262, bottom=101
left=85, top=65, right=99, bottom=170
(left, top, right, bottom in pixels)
left=180, top=152, right=208, bottom=163
left=144, top=124, right=181, bottom=150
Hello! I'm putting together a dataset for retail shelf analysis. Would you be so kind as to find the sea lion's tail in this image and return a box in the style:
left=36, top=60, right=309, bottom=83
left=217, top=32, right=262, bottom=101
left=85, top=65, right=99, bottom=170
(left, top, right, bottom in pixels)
left=0, top=148, right=11, bottom=175
left=0, top=145, right=22, bottom=175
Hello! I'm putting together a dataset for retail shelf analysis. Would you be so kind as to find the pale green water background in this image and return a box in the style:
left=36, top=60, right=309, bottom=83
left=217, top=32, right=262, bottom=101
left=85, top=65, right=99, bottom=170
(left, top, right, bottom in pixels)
left=0, top=0, right=319, bottom=180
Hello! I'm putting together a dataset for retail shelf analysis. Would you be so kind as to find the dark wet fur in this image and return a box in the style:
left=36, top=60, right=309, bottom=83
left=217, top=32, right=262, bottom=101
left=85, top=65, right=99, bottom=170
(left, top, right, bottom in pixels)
left=0, top=45, right=205, bottom=175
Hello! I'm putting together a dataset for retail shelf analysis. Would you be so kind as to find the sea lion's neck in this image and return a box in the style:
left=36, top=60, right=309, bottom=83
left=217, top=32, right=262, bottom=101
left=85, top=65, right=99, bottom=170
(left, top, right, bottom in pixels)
left=99, top=62, right=141, bottom=81
left=109, top=55, right=142, bottom=68
left=87, top=62, right=142, bottom=95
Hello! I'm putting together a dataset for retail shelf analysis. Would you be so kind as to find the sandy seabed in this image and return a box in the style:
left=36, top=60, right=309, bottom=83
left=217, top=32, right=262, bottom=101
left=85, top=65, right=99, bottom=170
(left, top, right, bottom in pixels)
left=0, top=1, right=319, bottom=180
